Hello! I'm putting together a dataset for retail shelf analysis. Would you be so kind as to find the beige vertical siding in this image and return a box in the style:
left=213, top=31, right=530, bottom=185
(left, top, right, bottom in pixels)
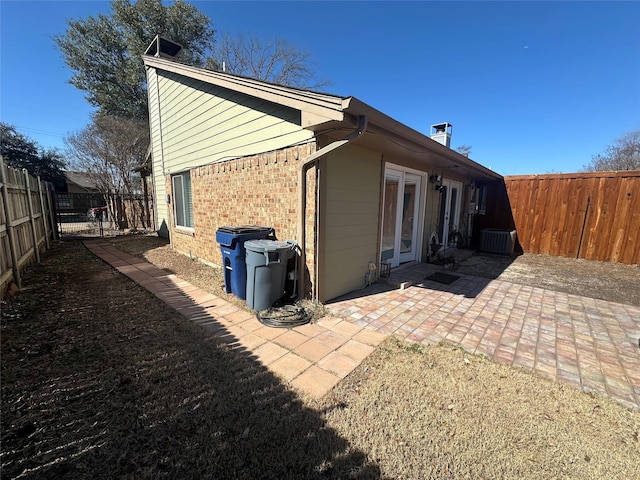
left=146, top=67, right=170, bottom=236
left=147, top=69, right=313, bottom=235
left=320, top=144, right=382, bottom=301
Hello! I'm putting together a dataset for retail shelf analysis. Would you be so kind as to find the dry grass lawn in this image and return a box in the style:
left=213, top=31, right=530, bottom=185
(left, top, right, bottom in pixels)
left=2, top=236, right=638, bottom=479
left=324, top=340, right=639, bottom=479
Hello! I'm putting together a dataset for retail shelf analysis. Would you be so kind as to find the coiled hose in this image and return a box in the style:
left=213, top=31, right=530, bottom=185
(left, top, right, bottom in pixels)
left=256, top=305, right=312, bottom=328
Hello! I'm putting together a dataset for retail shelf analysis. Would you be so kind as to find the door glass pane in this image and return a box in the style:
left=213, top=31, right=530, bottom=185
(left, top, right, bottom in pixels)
left=400, top=181, right=416, bottom=253
left=438, top=185, right=447, bottom=242
left=382, top=176, right=398, bottom=261
left=448, top=186, right=458, bottom=234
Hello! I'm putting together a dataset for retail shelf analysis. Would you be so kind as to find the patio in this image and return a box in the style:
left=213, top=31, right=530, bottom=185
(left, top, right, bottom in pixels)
left=85, top=240, right=640, bottom=410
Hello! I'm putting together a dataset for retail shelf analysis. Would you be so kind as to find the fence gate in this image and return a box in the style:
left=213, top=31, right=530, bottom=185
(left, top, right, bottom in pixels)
left=55, top=192, right=155, bottom=238
left=55, top=192, right=112, bottom=238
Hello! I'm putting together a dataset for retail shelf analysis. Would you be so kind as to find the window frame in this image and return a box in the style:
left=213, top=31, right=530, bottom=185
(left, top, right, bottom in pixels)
left=171, top=172, right=194, bottom=230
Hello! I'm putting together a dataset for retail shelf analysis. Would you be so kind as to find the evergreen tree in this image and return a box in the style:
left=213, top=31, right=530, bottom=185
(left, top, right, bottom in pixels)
left=0, top=123, right=66, bottom=186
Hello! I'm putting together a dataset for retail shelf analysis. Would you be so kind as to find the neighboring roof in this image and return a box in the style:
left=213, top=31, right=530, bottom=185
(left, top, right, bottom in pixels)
left=143, top=55, right=501, bottom=180
left=64, top=171, right=100, bottom=190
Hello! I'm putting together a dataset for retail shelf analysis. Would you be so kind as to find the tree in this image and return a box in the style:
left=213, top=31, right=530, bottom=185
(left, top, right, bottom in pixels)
left=64, top=114, right=149, bottom=229
left=0, top=122, right=66, bottom=186
left=455, top=145, right=472, bottom=157
left=584, top=130, right=640, bottom=172
left=56, top=0, right=328, bottom=122
left=208, top=33, right=328, bottom=89
left=54, top=0, right=215, bottom=119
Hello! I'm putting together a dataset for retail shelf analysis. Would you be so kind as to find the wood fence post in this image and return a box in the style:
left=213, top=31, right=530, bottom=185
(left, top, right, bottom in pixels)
left=23, top=169, right=41, bottom=263
left=47, top=184, right=58, bottom=241
left=0, top=155, right=22, bottom=288
left=38, top=176, right=51, bottom=249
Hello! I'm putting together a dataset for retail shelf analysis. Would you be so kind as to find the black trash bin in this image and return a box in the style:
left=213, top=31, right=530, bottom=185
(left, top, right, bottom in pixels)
left=215, top=226, right=274, bottom=300
left=245, top=239, right=296, bottom=311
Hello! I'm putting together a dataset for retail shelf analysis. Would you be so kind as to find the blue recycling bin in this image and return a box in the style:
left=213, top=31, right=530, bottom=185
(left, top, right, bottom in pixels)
left=215, top=226, right=274, bottom=299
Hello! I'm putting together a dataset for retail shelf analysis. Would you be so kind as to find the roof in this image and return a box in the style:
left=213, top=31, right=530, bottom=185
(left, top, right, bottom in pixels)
left=64, top=171, right=100, bottom=190
left=143, top=55, right=501, bottom=180
left=143, top=55, right=349, bottom=128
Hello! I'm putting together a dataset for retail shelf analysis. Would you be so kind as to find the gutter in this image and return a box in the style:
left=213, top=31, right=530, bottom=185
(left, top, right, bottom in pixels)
left=297, top=115, right=368, bottom=302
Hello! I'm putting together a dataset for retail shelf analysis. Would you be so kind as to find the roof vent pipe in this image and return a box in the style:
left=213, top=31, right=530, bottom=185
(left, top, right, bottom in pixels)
left=430, top=122, right=452, bottom=148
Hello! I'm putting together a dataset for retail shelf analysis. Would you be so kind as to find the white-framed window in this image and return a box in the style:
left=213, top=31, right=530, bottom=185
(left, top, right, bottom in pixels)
left=172, top=172, right=194, bottom=228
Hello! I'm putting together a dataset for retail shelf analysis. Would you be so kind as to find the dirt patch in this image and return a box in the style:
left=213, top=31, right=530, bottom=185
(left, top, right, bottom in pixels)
left=107, top=234, right=326, bottom=319
left=455, top=252, right=640, bottom=306
left=2, top=238, right=638, bottom=479
left=104, top=234, right=249, bottom=313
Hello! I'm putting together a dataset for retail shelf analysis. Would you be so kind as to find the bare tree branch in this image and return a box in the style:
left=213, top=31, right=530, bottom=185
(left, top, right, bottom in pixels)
left=584, top=130, right=640, bottom=171
left=208, top=33, right=328, bottom=90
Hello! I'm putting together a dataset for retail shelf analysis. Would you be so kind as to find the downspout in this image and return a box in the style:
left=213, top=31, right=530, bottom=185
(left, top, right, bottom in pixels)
left=297, top=115, right=368, bottom=302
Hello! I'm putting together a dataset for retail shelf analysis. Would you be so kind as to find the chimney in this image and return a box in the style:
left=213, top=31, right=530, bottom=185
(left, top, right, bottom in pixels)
left=430, top=122, right=452, bottom=148
left=144, top=35, right=183, bottom=59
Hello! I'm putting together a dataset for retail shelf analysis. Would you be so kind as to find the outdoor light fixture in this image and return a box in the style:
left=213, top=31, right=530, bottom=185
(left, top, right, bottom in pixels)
left=430, top=174, right=442, bottom=190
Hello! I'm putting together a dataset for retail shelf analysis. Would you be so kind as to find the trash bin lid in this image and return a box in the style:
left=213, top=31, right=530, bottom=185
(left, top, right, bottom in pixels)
left=245, top=239, right=292, bottom=252
left=217, top=225, right=273, bottom=234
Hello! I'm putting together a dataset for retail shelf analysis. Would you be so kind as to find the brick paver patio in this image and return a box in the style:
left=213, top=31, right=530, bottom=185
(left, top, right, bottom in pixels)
left=85, top=240, right=640, bottom=409
left=327, top=269, right=640, bottom=410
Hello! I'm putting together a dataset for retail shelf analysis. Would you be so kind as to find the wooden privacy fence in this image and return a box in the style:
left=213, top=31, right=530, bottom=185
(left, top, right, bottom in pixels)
left=504, top=171, right=640, bottom=264
left=0, top=155, right=57, bottom=296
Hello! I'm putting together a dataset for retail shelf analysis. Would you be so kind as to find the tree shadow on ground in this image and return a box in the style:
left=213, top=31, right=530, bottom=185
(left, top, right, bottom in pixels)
left=1, top=242, right=380, bottom=479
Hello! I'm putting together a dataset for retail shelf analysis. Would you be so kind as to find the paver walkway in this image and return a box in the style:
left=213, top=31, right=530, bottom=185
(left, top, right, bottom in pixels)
left=85, top=240, right=640, bottom=409
left=84, top=240, right=386, bottom=399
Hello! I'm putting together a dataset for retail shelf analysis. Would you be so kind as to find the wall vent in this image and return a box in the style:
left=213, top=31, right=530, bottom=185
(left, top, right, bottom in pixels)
left=480, top=229, right=517, bottom=255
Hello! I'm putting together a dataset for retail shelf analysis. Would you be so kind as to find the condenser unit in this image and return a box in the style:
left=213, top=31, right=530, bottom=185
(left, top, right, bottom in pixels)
left=480, top=229, right=517, bottom=255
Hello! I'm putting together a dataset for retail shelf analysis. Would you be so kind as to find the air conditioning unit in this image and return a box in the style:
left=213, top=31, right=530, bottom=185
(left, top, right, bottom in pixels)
left=480, top=229, right=516, bottom=255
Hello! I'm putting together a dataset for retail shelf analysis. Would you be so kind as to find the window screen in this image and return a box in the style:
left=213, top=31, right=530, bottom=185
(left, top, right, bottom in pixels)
left=172, top=172, right=193, bottom=228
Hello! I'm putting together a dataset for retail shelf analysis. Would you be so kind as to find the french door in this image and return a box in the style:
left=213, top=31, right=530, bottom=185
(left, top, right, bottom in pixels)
left=438, top=179, right=463, bottom=248
left=382, top=168, right=423, bottom=268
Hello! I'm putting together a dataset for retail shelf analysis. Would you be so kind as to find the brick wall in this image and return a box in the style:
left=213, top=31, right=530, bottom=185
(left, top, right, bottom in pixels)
left=167, top=141, right=318, bottom=297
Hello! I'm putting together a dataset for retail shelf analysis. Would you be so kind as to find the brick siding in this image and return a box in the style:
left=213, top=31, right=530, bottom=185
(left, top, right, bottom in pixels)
left=166, top=141, right=318, bottom=298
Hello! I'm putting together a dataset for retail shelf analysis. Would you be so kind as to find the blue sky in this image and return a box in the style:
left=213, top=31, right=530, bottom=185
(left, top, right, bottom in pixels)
left=1, top=1, right=639, bottom=175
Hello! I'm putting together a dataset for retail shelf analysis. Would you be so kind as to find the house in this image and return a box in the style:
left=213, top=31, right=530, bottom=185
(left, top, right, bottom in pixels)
left=62, top=171, right=101, bottom=194
left=143, top=36, right=502, bottom=303
left=55, top=171, right=102, bottom=212
left=64, top=171, right=101, bottom=194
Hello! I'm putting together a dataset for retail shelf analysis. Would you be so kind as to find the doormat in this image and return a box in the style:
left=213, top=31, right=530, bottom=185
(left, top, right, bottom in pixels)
left=425, top=272, right=461, bottom=285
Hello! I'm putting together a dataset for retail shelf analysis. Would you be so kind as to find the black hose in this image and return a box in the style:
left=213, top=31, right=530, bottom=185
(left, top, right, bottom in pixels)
left=256, top=305, right=312, bottom=328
